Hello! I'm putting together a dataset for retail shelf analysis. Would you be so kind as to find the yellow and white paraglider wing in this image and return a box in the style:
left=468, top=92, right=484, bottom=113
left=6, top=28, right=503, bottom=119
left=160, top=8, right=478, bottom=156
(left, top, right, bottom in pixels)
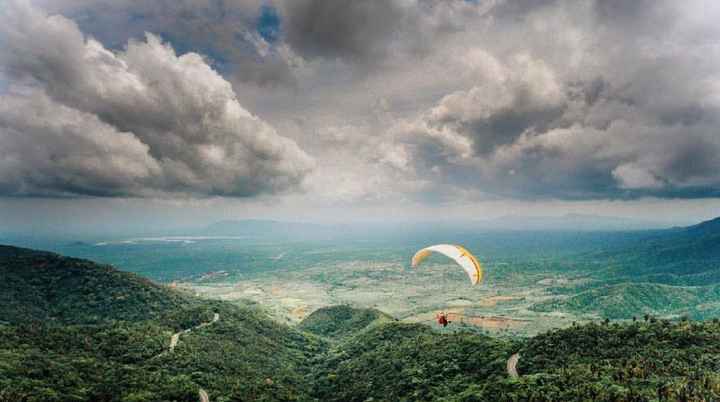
left=411, top=244, right=483, bottom=285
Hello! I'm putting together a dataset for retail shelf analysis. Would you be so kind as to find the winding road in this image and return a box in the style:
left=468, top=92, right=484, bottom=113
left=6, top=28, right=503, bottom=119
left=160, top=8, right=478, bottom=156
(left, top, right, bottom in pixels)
left=162, top=313, right=220, bottom=401
left=169, top=313, right=220, bottom=352
left=507, top=353, right=520, bottom=378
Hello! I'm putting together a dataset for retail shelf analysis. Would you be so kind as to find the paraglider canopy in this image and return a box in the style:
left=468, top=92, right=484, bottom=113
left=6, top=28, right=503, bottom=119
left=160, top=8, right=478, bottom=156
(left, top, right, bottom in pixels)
left=411, top=244, right=483, bottom=285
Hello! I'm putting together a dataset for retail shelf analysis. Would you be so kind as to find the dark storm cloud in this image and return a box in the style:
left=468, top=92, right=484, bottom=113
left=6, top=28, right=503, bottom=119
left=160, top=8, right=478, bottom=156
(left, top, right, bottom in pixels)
left=592, top=0, right=665, bottom=23
left=429, top=64, right=567, bottom=155
left=0, top=0, right=313, bottom=198
left=278, top=0, right=406, bottom=61
left=276, top=0, right=488, bottom=64
left=37, top=0, right=493, bottom=87
left=35, top=0, right=299, bottom=87
left=0, top=93, right=160, bottom=197
left=2, top=0, right=719, bottom=203
left=387, top=0, right=720, bottom=200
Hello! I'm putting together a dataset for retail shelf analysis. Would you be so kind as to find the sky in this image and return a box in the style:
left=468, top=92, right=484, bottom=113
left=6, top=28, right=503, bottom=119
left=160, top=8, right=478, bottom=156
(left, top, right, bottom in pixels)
left=1, top=0, right=720, bottom=233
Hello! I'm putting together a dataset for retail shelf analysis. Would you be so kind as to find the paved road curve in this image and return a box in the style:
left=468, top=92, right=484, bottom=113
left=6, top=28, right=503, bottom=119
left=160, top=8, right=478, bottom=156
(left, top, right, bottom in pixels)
left=507, top=353, right=520, bottom=378
left=169, top=313, right=220, bottom=352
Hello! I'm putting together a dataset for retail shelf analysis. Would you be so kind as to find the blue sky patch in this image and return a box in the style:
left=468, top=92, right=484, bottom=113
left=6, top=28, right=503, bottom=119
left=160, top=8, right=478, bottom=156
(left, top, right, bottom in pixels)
left=257, top=5, right=281, bottom=43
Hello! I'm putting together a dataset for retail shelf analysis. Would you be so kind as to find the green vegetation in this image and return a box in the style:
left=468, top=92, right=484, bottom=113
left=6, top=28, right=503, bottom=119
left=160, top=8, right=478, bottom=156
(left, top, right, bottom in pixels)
left=0, top=245, right=191, bottom=325
left=0, top=303, right=325, bottom=401
left=504, top=319, right=720, bottom=401
left=598, top=217, right=720, bottom=279
left=0, top=245, right=325, bottom=401
left=298, top=305, right=393, bottom=339
left=533, top=283, right=720, bottom=319
left=310, top=322, right=516, bottom=402
left=4, top=241, right=720, bottom=401
left=308, top=315, right=720, bottom=401
left=531, top=216, right=720, bottom=320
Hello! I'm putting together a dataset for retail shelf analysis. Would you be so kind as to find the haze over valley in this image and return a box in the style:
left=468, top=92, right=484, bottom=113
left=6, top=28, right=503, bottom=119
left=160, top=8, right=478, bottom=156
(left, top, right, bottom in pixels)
left=5, top=215, right=720, bottom=337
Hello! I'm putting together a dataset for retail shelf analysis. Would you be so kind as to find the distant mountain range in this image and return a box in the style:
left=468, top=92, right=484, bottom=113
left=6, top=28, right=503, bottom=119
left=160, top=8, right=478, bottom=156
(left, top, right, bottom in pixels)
left=475, top=213, right=677, bottom=231
left=198, top=214, right=677, bottom=239
left=533, top=282, right=720, bottom=320
left=685, top=215, right=720, bottom=235
left=534, top=215, right=720, bottom=319
left=200, top=219, right=345, bottom=239
left=606, top=215, right=720, bottom=276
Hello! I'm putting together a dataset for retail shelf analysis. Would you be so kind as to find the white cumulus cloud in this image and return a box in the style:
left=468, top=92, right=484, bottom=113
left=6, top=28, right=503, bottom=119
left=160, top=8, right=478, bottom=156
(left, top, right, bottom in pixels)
left=0, top=0, right=313, bottom=197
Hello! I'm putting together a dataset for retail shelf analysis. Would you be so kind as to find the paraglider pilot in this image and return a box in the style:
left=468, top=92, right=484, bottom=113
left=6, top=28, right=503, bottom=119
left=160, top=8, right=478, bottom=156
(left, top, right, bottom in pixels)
left=436, top=312, right=451, bottom=327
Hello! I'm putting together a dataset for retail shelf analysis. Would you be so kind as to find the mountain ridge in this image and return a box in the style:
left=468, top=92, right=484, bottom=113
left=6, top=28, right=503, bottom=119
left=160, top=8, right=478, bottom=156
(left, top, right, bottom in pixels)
left=0, top=244, right=192, bottom=325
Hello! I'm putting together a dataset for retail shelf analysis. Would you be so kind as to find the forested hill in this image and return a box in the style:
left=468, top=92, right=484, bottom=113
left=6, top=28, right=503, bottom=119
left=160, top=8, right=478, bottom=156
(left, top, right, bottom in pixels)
left=601, top=215, right=720, bottom=278
left=686, top=216, right=720, bottom=236
left=298, top=305, right=394, bottom=339
left=0, top=245, right=325, bottom=401
left=532, top=216, right=720, bottom=320
left=3, top=245, right=720, bottom=401
left=656, top=216, right=720, bottom=262
left=0, top=244, right=190, bottom=325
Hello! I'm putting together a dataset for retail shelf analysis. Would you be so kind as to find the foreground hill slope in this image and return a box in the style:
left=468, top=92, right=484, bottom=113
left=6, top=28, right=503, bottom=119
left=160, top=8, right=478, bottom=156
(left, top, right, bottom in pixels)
left=3, top=245, right=720, bottom=401
left=471, top=320, right=720, bottom=401
left=310, top=322, right=517, bottom=402
left=307, top=315, right=720, bottom=401
left=0, top=245, right=325, bottom=401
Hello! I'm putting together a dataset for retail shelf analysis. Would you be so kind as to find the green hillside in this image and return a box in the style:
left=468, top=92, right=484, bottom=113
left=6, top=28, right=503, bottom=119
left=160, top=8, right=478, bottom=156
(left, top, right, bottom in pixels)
left=298, top=305, right=394, bottom=339
left=537, top=217, right=720, bottom=320
left=533, top=283, right=720, bottom=319
left=4, top=244, right=720, bottom=401
left=310, top=322, right=516, bottom=401
left=596, top=217, right=720, bottom=280
left=0, top=303, right=325, bottom=401
left=0, top=245, right=325, bottom=401
left=307, top=315, right=720, bottom=401
left=472, top=320, right=720, bottom=401
left=0, top=245, right=192, bottom=325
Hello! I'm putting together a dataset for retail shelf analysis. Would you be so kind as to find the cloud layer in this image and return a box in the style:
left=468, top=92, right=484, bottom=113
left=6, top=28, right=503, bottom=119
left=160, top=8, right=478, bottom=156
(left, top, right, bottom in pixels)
left=1, top=0, right=720, bottom=202
left=0, top=0, right=313, bottom=197
left=382, top=0, right=720, bottom=199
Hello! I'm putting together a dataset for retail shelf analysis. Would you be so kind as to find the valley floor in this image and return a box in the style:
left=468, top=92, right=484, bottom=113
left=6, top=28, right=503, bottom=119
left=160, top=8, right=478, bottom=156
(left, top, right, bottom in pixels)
left=182, top=258, right=582, bottom=336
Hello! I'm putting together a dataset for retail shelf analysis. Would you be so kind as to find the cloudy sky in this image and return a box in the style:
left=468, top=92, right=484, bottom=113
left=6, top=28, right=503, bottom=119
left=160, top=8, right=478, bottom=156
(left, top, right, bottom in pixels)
left=1, top=0, right=720, bottom=233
